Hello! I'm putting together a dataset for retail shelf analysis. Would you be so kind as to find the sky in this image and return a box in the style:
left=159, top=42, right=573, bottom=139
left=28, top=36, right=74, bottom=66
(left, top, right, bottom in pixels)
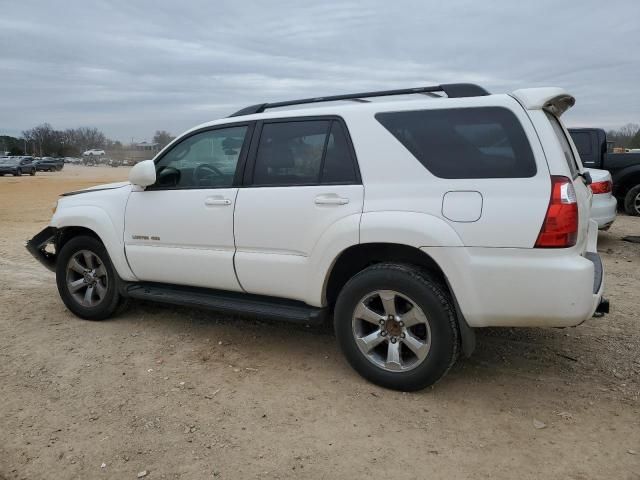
left=1, top=0, right=639, bottom=142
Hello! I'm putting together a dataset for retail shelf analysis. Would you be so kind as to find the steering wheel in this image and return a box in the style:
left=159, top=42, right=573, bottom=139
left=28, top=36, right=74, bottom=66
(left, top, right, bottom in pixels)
left=193, top=163, right=223, bottom=186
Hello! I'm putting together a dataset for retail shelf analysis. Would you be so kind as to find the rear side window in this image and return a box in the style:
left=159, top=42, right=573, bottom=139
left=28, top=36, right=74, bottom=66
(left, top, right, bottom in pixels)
left=375, top=107, right=536, bottom=179
left=252, top=120, right=358, bottom=186
left=546, top=112, right=580, bottom=178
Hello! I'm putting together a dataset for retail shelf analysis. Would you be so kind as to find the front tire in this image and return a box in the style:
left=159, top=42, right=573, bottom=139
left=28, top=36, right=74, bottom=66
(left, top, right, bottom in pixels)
left=30, top=169, right=36, bottom=176
left=334, top=263, right=459, bottom=391
left=624, top=184, right=640, bottom=216
left=56, top=235, right=122, bottom=320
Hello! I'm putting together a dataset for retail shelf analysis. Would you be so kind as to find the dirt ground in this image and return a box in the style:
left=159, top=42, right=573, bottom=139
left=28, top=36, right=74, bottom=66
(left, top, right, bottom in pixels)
left=0, top=165, right=639, bottom=480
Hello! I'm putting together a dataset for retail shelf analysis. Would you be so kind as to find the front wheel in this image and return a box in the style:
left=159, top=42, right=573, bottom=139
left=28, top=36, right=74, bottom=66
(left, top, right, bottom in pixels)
left=56, top=235, right=122, bottom=320
left=624, top=184, right=640, bottom=216
left=30, top=169, right=36, bottom=176
left=334, top=263, right=459, bottom=391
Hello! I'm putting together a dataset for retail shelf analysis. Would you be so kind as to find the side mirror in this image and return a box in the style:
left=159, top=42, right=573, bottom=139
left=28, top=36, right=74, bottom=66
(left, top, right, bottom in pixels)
left=128, top=160, right=156, bottom=188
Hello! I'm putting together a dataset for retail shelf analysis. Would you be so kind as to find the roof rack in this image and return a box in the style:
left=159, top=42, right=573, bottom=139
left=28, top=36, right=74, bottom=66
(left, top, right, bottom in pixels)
left=229, top=83, right=489, bottom=117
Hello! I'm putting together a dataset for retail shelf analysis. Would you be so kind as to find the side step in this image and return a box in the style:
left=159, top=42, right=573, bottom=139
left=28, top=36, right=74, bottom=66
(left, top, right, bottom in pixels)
left=124, top=283, right=327, bottom=326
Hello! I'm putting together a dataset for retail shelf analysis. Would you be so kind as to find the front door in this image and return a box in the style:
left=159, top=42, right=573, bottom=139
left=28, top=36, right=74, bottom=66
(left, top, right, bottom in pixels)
left=124, top=123, right=253, bottom=291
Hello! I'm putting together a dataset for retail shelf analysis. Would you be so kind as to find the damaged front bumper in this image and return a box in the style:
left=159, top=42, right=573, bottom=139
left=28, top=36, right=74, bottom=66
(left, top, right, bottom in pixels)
left=25, top=226, right=58, bottom=272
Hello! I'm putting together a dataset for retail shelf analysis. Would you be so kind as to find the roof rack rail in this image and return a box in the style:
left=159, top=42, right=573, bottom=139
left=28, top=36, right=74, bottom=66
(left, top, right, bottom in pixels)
left=229, top=83, right=489, bottom=117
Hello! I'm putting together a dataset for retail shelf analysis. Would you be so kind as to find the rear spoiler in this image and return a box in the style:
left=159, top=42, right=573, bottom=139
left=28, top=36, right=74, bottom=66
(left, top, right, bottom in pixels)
left=511, top=87, right=575, bottom=116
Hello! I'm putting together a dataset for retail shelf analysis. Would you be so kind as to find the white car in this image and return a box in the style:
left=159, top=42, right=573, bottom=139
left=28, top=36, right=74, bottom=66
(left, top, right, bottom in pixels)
left=586, top=168, right=617, bottom=230
left=83, top=149, right=105, bottom=156
left=26, top=83, right=607, bottom=391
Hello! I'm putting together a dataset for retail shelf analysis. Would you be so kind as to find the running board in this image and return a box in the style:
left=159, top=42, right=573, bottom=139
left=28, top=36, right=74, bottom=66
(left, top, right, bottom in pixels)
left=124, top=283, right=327, bottom=325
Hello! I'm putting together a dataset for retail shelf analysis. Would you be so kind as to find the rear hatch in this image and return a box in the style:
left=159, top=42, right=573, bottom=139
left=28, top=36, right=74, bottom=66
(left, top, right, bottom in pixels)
left=543, top=111, right=593, bottom=253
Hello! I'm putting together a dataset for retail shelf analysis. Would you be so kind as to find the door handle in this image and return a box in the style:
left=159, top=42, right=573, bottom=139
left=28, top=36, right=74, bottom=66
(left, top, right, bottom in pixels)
left=204, top=197, right=232, bottom=206
left=314, top=194, right=349, bottom=205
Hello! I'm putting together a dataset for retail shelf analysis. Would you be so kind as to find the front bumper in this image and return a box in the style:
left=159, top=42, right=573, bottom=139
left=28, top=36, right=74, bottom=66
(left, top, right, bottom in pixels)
left=25, top=226, right=58, bottom=271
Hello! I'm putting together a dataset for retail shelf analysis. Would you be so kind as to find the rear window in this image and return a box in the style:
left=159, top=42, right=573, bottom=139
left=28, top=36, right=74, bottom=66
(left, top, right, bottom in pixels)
left=570, top=131, right=592, bottom=155
left=375, top=107, right=536, bottom=179
left=546, top=112, right=580, bottom=178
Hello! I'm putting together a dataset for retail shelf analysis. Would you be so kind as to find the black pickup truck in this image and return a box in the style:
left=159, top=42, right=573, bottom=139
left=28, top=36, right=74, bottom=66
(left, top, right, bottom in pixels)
left=569, top=128, right=640, bottom=216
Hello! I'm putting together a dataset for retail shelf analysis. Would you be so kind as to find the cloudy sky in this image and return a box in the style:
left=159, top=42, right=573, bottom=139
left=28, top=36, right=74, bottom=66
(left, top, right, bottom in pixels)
left=1, top=0, right=639, bottom=142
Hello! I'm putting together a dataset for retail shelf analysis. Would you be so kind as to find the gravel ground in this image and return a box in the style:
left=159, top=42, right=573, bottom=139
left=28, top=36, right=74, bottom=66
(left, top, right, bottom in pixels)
left=1, top=166, right=639, bottom=479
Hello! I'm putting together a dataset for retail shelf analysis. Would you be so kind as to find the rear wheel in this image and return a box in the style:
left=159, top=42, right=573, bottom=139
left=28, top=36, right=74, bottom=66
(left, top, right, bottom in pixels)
left=56, top=235, right=122, bottom=320
left=30, top=168, right=35, bottom=176
left=334, top=263, right=459, bottom=391
left=14, top=168, right=22, bottom=176
left=624, top=184, right=640, bottom=216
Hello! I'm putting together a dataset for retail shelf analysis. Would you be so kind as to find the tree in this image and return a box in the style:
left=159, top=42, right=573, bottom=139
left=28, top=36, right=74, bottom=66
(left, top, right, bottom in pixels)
left=606, top=123, right=640, bottom=149
left=153, top=130, right=175, bottom=148
left=630, top=130, right=640, bottom=149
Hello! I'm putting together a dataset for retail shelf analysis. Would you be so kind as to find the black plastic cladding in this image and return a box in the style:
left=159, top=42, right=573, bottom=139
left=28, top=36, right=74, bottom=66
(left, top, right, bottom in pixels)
left=228, top=83, right=490, bottom=117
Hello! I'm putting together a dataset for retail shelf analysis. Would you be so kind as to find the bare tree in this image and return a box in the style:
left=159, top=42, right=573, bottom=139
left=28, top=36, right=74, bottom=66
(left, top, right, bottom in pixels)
left=153, top=130, right=175, bottom=148
left=607, top=123, right=640, bottom=149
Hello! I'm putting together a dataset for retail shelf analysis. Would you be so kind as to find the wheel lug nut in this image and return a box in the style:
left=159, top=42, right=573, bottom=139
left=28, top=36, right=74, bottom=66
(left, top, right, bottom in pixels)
left=381, top=330, right=387, bottom=336
left=400, top=333, right=406, bottom=339
left=388, top=315, right=394, bottom=320
left=379, top=319, right=385, bottom=325
left=390, top=337, right=397, bottom=344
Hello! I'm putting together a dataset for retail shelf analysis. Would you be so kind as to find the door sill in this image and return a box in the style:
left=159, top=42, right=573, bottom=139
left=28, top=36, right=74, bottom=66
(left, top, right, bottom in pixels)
left=124, top=282, right=327, bottom=325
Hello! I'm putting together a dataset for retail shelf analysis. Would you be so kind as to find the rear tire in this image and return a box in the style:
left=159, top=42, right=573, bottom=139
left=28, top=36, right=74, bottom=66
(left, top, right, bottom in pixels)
left=56, top=235, right=122, bottom=320
left=624, top=184, right=640, bottom=216
left=334, top=263, right=459, bottom=391
left=14, top=168, right=21, bottom=176
left=30, top=169, right=35, bottom=176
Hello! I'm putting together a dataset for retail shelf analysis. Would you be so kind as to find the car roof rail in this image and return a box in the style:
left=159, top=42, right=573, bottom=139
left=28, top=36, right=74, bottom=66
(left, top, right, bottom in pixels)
left=228, top=83, right=489, bottom=117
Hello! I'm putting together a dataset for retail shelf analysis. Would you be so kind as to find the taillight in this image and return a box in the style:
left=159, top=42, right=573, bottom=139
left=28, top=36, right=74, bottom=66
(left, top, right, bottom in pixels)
left=589, top=180, right=612, bottom=195
left=535, top=176, right=578, bottom=248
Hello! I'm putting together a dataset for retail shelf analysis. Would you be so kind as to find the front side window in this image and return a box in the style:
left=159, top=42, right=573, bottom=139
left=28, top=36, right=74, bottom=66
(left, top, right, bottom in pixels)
left=252, top=120, right=358, bottom=186
left=153, top=126, right=248, bottom=189
left=376, top=107, right=537, bottom=179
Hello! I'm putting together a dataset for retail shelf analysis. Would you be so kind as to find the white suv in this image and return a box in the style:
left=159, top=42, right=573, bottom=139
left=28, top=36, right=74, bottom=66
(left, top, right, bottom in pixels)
left=27, top=83, right=608, bottom=390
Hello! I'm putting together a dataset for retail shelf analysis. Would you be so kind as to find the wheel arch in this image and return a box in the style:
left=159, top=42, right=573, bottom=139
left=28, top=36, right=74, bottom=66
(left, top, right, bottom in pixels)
left=324, top=242, right=475, bottom=357
left=51, top=206, right=137, bottom=281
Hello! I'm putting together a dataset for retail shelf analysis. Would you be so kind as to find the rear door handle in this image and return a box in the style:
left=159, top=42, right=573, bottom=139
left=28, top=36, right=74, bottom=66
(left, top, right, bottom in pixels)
left=314, top=194, right=349, bottom=205
left=204, top=196, right=232, bottom=206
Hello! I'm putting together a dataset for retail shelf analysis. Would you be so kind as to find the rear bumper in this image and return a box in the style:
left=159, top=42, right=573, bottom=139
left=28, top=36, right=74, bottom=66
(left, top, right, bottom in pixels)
left=25, top=226, right=58, bottom=272
left=590, top=194, right=617, bottom=229
left=421, top=245, right=605, bottom=328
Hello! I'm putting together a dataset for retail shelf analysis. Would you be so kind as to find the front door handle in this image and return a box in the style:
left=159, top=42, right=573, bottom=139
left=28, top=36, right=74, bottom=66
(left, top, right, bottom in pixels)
left=314, top=194, right=349, bottom=205
left=204, top=196, right=232, bottom=206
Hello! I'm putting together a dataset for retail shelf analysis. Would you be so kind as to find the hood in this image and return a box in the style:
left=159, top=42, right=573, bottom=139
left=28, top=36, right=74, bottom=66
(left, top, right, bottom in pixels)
left=61, top=181, right=130, bottom=196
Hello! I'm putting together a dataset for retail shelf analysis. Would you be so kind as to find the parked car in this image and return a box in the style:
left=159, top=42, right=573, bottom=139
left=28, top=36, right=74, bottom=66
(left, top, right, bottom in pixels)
left=568, top=128, right=640, bottom=215
left=34, top=157, right=65, bottom=172
left=83, top=149, right=106, bottom=156
left=0, top=156, right=36, bottom=176
left=27, top=83, right=607, bottom=391
left=586, top=168, right=616, bottom=229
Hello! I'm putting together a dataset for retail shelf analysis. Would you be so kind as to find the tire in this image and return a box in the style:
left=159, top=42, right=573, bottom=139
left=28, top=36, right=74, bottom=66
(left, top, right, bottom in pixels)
left=624, top=184, right=640, bottom=216
left=14, top=168, right=21, bottom=176
left=56, top=235, right=122, bottom=320
left=334, top=263, right=459, bottom=391
left=30, top=169, right=35, bottom=176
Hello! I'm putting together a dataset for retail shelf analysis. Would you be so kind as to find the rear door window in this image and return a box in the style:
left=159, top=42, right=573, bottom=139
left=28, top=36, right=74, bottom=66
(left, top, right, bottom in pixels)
left=375, top=107, right=536, bottom=179
left=251, top=120, right=359, bottom=186
left=546, top=112, right=580, bottom=178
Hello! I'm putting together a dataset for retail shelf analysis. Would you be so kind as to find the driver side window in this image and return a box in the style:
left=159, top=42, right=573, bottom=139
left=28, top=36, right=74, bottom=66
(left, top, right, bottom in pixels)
left=153, top=125, right=248, bottom=189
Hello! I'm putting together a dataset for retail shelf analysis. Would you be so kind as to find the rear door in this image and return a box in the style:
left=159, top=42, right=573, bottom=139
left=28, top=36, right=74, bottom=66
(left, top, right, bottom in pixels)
left=233, top=118, right=363, bottom=301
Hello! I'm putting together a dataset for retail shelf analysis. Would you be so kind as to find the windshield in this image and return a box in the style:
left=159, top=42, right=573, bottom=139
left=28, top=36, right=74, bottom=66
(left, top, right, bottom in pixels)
left=0, top=158, right=18, bottom=165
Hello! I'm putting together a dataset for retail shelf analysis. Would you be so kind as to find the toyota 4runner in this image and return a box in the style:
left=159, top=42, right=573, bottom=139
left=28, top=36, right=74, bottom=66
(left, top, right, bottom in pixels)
left=27, top=83, right=609, bottom=391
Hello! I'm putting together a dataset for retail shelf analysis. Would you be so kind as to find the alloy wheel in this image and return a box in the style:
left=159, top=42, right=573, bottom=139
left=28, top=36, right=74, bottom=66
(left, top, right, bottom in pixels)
left=351, top=290, right=432, bottom=372
left=65, top=250, right=109, bottom=307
